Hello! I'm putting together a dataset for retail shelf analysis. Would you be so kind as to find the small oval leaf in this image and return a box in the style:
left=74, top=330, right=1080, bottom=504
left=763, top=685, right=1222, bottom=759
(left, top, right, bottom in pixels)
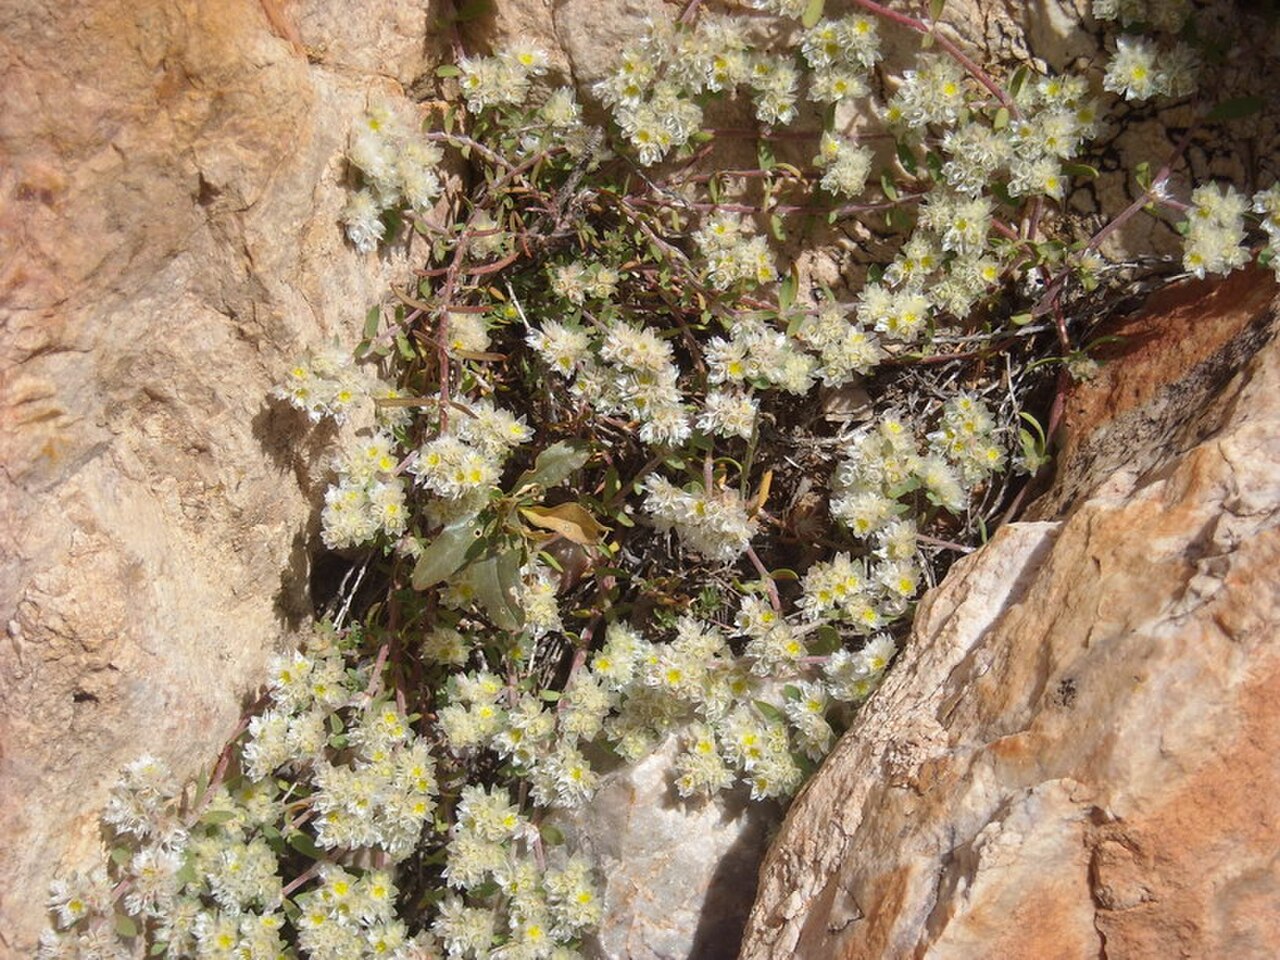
left=287, top=831, right=326, bottom=860
left=469, top=551, right=525, bottom=632
left=516, top=441, right=590, bottom=492
left=412, top=519, right=484, bottom=591
left=1206, top=96, right=1262, bottom=122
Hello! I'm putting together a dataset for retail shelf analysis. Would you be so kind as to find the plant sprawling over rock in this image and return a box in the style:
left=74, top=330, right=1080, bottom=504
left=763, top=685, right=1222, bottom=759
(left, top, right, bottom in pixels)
left=41, top=1, right=1277, bottom=958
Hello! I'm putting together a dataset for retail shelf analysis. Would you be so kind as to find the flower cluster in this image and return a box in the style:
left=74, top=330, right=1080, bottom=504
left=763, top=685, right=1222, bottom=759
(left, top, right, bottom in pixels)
left=642, top=475, right=758, bottom=562
left=458, top=43, right=550, bottom=113
left=294, top=865, right=427, bottom=960
left=694, top=212, right=778, bottom=290
left=550, top=260, right=620, bottom=305
left=40, top=620, right=610, bottom=960
left=814, top=132, right=873, bottom=198
left=412, top=397, right=532, bottom=513
left=273, top=345, right=405, bottom=425
left=706, top=314, right=816, bottom=393
left=597, top=9, right=883, bottom=166
left=434, top=669, right=603, bottom=811
left=322, top=432, right=409, bottom=549
left=1092, top=0, right=1192, bottom=33
left=794, top=301, right=884, bottom=386
left=587, top=617, right=803, bottom=800
left=886, top=54, right=967, bottom=130
left=528, top=315, right=693, bottom=447
left=343, top=99, right=445, bottom=252
left=1255, top=183, right=1280, bottom=276
left=1102, top=35, right=1199, bottom=101
left=832, top=398, right=1004, bottom=532
left=433, top=852, right=599, bottom=960
left=1182, top=182, right=1250, bottom=279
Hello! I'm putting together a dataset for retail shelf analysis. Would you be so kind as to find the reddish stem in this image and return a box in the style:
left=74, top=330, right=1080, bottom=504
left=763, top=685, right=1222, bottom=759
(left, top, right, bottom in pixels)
left=746, top=545, right=783, bottom=612
left=850, top=0, right=1019, bottom=115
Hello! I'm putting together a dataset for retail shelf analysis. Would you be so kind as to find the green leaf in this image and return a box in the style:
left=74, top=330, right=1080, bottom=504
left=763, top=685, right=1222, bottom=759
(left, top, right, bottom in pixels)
left=175, top=859, right=197, bottom=888
left=412, top=519, right=485, bottom=590
left=192, top=767, right=210, bottom=808
left=1010, top=312, right=1035, bottom=327
left=754, top=700, right=786, bottom=724
left=470, top=550, right=525, bottom=632
left=993, top=106, right=1010, bottom=131
left=1063, top=162, right=1098, bottom=179
left=925, top=150, right=944, bottom=182
left=802, top=0, right=825, bottom=28
left=778, top=269, right=798, bottom=311
left=201, top=809, right=238, bottom=825
left=151, top=942, right=169, bottom=956
left=363, top=307, right=381, bottom=340
left=1008, top=64, right=1030, bottom=101
left=1134, top=160, right=1152, bottom=191
left=1018, top=411, right=1048, bottom=446
left=811, top=625, right=842, bottom=655
left=516, top=440, right=590, bottom=492
left=114, top=913, right=139, bottom=939
left=757, top=140, right=776, bottom=172
left=395, top=331, right=415, bottom=361
left=521, top=502, right=608, bottom=546
left=769, top=213, right=787, bottom=242
left=287, top=832, right=326, bottom=860
left=896, top=141, right=917, bottom=176
left=1206, top=95, right=1263, bottom=122
left=110, top=846, right=132, bottom=867
left=540, top=823, right=566, bottom=846
left=436, top=64, right=461, bottom=77
left=880, top=172, right=898, bottom=201
left=929, top=0, right=947, bottom=17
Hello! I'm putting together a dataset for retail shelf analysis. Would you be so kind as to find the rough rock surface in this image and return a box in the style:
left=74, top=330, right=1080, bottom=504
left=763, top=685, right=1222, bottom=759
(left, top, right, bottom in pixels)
left=740, top=278, right=1280, bottom=959
left=4, top=0, right=1277, bottom=955
left=0, top=0, right=437, bottom=952
left=550, top=736, right=783, bottom=960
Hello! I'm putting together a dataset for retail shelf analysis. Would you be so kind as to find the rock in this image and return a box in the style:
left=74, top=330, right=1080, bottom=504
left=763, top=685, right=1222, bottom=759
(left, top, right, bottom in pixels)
left=461, top=0, right=669, bottom=97
left=552, top=736, right=783, bottom=960
left=740, top=281, right=1280, bottom=959
left=1029, top=267, right=1278, bottom=519
left=0, top=0, right=431, bottom=951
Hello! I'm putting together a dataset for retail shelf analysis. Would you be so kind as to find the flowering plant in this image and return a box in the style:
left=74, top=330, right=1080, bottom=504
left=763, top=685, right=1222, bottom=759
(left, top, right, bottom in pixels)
left=42, top=1, right=1277, bottom=957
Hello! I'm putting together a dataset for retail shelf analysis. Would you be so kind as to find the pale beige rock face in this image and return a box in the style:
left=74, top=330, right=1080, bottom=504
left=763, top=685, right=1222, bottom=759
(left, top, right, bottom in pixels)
left=551, top=735, right=783, bottom=960
left=740, top=284, right=1280, bottom=959
left=0, top=0, right=433, bottom=952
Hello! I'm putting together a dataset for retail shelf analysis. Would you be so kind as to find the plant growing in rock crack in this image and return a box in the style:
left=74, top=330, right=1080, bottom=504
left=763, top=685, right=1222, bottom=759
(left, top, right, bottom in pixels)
left=40, top=1, right=1278, bottom=957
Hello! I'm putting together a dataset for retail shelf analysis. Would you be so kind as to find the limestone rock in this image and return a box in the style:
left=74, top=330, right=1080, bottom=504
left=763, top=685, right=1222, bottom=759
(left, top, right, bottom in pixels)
left=740, top=281, right=1280, bottom=959
left=552, top=736, right=783, bottom=960
left=0, top=0, right=432, bottom=952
